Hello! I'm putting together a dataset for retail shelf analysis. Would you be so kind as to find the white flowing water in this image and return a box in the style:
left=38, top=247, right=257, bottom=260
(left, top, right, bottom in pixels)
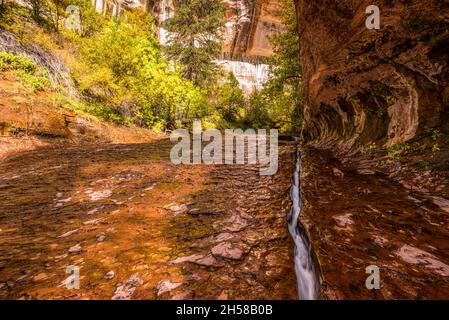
left=288, top=151, right=321, bottom=300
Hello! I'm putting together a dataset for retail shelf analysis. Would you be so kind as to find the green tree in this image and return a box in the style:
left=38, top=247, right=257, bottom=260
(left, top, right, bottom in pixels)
left=163, top=0, right=226, bottom=88
left=243, top=89, right=272, bottom=129
left=265, top=0, right=302, bottom=132
left=213, top=72, right=245, bottom=126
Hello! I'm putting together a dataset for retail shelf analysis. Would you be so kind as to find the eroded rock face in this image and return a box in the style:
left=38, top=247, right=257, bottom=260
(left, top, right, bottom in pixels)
left=149, top=0, right=282, bottom=91
left=295, top=0, right=449, bottom=150
left=0, top=29, right=75, bottom=94
left=151, top=0, right=282, bottom=60
left=221, top=0, right=282, bottom=60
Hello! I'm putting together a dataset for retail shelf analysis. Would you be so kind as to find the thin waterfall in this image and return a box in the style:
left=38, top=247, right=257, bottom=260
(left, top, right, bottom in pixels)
left=288, top=151, right=321, bottom=300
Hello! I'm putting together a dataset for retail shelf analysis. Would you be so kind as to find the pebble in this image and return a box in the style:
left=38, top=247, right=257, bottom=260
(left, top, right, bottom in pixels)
left=104, top=271, right=115, bottom=280
left=87, top=208, right=98, bottom=215
left=166, top=203, right=188, bottom=215
left=89, top=190, right=112, bottom=201
left=211, top=242, right=243, bottom=260
left=333, top=168, right=344, bottom=178
left=96, top=233, right=106, bottom=242
left=111, top=273, right=143, bottom=300
left=144, top=184, right=156, bottom=191
left=33, top=273, right=48, bottom=281
left=187, top=208, right=200, bottom=215
left=156, top=280, right=182, bottom=296
left=357, top=169, right=375, bottom=175
left=83, top=218, right=104, bottom=225
left=58, top=229, right=79, bottom=238
left=68, top=244, right=82, bottom=254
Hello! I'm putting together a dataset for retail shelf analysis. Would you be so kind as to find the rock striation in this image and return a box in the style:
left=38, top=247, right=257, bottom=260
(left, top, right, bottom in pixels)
left=150, top=0, right=283, bottom=91
left=295, top=0, right=449, bottom=150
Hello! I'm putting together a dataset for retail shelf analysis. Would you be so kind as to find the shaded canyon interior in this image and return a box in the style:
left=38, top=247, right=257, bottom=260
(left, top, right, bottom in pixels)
left=296, top=0, right=449, bottom=150
left=0, top=0, right=449, bottom=300
left=295, top=0, right=449, bottom=299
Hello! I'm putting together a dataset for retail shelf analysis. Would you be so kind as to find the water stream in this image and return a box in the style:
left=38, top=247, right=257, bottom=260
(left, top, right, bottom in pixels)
left=288, top=151, right=321, bottom=300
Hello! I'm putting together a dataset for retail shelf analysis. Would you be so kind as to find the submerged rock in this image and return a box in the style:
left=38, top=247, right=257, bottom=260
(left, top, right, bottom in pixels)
left=156, top=280, right=182, bottom=296
left=396, top=245, right=449, bottom=277
left=58, top=229, right=79, bottom=238
left=211, top=242, right=243, bottom=260
left=111, top=273, right=143, bottom=300
left=334, top=214, right=354, bottom=228
left=430, top=196, right=449, bottom=214
left=222, top=215, right=249, bottom=232
left=104, top=271, right=115, bottom=280
left=170, top=253, right=218, bottom=267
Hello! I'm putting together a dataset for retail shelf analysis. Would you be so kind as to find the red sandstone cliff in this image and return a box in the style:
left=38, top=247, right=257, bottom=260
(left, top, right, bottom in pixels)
left=295, top=1, right=449, bottom=300
left=221, top=0, right=282, bottom=59
left=151, top=0, right=282, bottom=60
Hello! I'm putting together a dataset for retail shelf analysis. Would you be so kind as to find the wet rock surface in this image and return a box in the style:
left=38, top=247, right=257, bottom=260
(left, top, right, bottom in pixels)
left=301, top=147, right=449, bottom=299
left=0, top=139, right=296, bottom=299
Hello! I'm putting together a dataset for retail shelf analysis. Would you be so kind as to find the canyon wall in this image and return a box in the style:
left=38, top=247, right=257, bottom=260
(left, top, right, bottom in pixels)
left=150, top=0, right=282, bottom=60
left=74, top=1, right=283, bottom=91
left=150, top=0, right=282, bottom=91
left=220, top=0, right=282, bottom=60
left=220, top=0, right=282, bottom=91
left=295, top=0, right=449, bottom=151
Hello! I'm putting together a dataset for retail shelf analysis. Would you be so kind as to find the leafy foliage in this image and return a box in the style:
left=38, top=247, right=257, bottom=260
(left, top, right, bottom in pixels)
left=2, top=0, right=302, bottom=133
left=263, top=0, right=302, bottom=132
left=1, top=2, right=208, bottom=130
left=0, top=52, right=37, bottom=72
left=64, top=9, right=208, bottom=130
left=215, top=0, right=303, bottom=132
left=212, top=72, right=246, bottom=127
left=0, top=52, right=50, bottom=91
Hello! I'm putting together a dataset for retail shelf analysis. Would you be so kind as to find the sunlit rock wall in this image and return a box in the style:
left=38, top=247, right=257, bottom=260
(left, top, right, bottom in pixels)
left=221, top=0, right=282, bottom=59
left=91, top=0, right=283, bottom=91
left=151, top=0, right=283, bottom=92
left=220, top=0, right=282, bottom=92
left=91, top=0, right=152, bottom=16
